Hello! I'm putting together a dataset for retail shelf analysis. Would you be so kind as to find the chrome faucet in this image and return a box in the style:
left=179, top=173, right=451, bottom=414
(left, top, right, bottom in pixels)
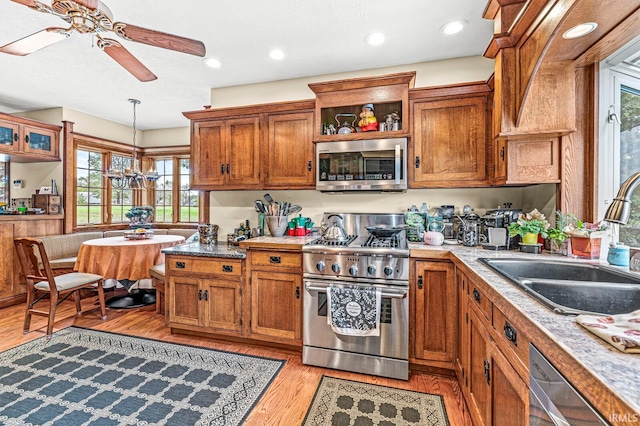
left=604, top=171, right=640, bottom=224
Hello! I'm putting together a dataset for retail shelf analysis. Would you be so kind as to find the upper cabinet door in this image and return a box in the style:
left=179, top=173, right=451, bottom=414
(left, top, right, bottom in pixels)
left=265, top=112, right=314, bottom=188
left=22, top=125, right=58, bottom=158
left=226, top=117, right=261, bottom=188
left=0, top=119, right=20, bottom=153
left=191, top=120, right=226, bottom=189
left=411, top=96, right=488, bottom=188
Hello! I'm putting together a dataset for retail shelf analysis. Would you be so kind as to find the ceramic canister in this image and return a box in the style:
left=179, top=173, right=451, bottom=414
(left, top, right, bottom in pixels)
left=607, top=242, right=630, bottom=267
left=424, top=231, right=445, bottom=246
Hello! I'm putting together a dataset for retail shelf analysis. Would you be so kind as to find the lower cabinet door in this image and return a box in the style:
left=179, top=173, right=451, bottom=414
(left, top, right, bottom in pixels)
left=467, top=306, right=491, bottom=426
left=202, top=278, right=242, bottom=333
left=168, top=276, right=201, bottom=327
left=250, top=270, right=302, bottom=342
left=490, top=340, right=529, bottom=426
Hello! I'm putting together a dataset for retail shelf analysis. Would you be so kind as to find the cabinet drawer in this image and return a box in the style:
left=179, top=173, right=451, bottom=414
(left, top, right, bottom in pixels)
left=251, top=251, right=301, bottom=270
left=492, top=305, right=530, bottom=372
left=168, top=257, right=242, bottom=277
left=469, top=284, right=492, bottom=322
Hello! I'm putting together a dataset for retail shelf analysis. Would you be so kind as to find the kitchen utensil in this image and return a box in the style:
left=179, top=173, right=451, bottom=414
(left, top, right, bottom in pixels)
left=254, top=200, right=265, bottom=213
left=322, top=214, right=349, bottom=240
left=365, top=224, right=409, bottom=238
left=456, top=214, right=485, bottom=247
left=264, top=193, right=275, bottom=205
left=288, top=205, right=302, bottom=215
left=335, top=114, right=357, bottom=134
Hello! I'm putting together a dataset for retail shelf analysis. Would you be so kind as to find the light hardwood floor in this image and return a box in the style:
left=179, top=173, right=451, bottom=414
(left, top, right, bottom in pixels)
left=0, top=295, right=473, bottom=426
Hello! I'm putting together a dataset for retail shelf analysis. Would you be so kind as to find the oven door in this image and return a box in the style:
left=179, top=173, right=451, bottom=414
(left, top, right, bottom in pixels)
left=303, top=279, right=408, bottom=360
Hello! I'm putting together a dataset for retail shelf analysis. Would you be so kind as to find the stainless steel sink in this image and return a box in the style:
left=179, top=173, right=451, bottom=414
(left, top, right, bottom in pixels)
left=478, top=258, right=640, bottom=315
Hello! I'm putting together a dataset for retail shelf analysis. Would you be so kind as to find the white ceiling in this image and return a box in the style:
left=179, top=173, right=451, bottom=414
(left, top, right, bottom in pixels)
left=0, top=0, right=494, bottom=130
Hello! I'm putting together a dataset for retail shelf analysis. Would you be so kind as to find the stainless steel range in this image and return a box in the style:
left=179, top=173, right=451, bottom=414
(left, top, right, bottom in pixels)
left=302, top=212, right=409, bottom=380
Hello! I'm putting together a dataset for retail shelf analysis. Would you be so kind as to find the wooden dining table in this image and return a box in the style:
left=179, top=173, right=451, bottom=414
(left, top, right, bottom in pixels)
left=74, top=235, right=185, bottom=308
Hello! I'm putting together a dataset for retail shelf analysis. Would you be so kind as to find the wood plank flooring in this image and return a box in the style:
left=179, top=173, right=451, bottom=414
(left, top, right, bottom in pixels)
left=0, top=296, right=473, bottom=426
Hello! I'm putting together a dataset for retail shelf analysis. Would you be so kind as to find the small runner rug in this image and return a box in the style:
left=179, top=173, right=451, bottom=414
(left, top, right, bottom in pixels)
left=0, top=327, right=284, bottom=425
left=303, top=376, right=450, bottom=426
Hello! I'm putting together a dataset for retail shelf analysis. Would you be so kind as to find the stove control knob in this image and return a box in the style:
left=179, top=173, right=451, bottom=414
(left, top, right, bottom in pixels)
left=367, top=265, right=377, bottom=275
left=316, top=261, right=325, bottom=272
left=349, top=265, right=358, bottom=276
left=383, top=266, right=394, bottom=276
left=331, top=263, right=341, bottom=274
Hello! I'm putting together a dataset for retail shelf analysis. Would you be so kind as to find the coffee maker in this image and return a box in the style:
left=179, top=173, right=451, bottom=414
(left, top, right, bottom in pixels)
left=481, top=205, right=522, bottom=249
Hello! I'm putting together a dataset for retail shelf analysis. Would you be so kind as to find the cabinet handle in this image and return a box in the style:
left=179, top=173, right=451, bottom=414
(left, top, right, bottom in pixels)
left=13, top=132, right=18, bottom=142
left=269, top=256, right=281, bottom=264
left=222, top=265, right=233, bottom=273
left=221, top=164, right=225, bottom=174
left=307, top=160, right=312, bottom=172
left=415, top=156, right=420, bottom=168
left=198, top=289, right=203, bottom=300
left=500, top=146, right=505, bottom=160
left=483, top=359, right=491, bottom=385
left=226, top=164, right=230, bottom=174
left=204, top=290, right=209, bottom=301
left=25, top=134, right=29, bottom=144
left=504, top=321, right=518, bottom=346
left=417, top=275, right=423, bottom=290
left=472, top=288, right=481, bottom=302
left=295, top=286, right=300, bottom=299
left=175, top=261, right=185, bottom=269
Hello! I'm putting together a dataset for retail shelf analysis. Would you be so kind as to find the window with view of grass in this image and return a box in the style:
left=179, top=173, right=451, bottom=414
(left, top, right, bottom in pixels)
left=154, top=158, right=173, bottom=222
left=152, top=157, right=198, bottom=224
left=76, top=149, right=105, bottom=225
left=110, top=154, right=133, bottom=223
left=179, top=158, right=198, bottom=222
left=0, top=161, right=8, bottom=206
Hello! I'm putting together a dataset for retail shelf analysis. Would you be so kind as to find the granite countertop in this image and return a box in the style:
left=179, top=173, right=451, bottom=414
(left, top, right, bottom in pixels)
left=410, top=242, right=640, bottom=415
left=162, top=242, right=246, bottom=259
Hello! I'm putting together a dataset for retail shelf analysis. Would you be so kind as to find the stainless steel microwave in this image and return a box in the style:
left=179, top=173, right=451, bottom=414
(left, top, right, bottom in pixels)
left=316, top=138, right=407, bottom=192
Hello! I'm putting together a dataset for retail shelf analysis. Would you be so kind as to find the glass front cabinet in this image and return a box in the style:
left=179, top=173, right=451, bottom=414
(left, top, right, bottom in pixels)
left=0, top=114, right=61, bottom=161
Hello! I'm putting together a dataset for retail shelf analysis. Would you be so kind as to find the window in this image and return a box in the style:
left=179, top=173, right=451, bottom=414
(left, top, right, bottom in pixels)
left=599, top=60, right=640, bottom=245
left=152, top=157, right=198, bottom=224
left=0, top=161, right=8, bottom=205
left=76, top=149, right=104, bottom=225
left=110, top=154, right=133, bottom=223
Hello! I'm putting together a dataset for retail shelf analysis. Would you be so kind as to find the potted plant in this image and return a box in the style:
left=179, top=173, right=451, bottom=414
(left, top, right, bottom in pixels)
left=507, top=209, right=550, bottom=245
left=565, top=220, right=609, bottom=259
left=126, top=206, right=154, bottom=229
left=547, top=210, right=579, bottom=254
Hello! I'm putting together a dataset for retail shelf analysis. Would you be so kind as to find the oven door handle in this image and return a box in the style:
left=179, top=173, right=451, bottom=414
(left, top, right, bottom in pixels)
left=305, top=283, right=407, bottom=299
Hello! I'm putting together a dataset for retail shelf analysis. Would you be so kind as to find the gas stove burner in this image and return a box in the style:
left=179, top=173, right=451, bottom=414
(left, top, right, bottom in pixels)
left=307, top=235, right=357, bottom=247
left=362, top=235, right=401, bottom=249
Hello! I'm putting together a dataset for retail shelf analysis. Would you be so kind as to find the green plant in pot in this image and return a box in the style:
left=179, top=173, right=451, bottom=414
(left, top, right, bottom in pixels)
left=508, top=209, right=550, bottom=245
left=547, top=210, right=579, bottom=254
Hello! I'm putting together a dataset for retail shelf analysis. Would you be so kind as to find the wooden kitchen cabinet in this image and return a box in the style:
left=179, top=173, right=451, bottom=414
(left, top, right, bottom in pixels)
left=264, top=111, right=315, bottom=189
left=247, top=249, right=302, bottom=346
left=190, top=117, right=261, bottom=190
left=411, top=96, right=489, bottom=187
left=491, top=137, right=560, bottom=185
left=412, top=260, right=456, bottom=370
left=0, top=113, right=61, bottom=161
left=167, top=256, right=243, bottom=335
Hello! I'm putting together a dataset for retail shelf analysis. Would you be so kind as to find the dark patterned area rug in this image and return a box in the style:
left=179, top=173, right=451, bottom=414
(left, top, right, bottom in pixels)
left=303, top=376, right=449, bottom=426
left=0, top=327, right=284, bottom=425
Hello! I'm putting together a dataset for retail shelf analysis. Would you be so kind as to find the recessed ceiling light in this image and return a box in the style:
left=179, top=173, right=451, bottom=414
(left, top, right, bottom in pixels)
left=365, top=32, right=385, bottom=46
left=563, top=22, right=598, bottom=39
left=202, top=57, right=221, bottom=68
left=441, top=20, right=466, bottom=35
left=269, top=49, right=285, bottom=60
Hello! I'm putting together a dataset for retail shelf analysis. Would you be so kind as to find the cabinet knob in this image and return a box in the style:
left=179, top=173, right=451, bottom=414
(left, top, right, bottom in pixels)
left=417, top=275, right=423, bottom=289
left=222, top=265, right=233, bottom=273
left=483, top=358, right=491, bottom=385
left=472, top=288, right=481, bottom=302
left=500, top=146, right=505, bottom=160
left=175, top=261, right=186, bottom=269
left=504, top=321, right=518, bottom=346
left=307, top=160, right=312, bottom=172
left=269, top=256, right=281, bottom=264
left=198, top=289, right=203, bottom=300
left=221, top=164, right=225, bottom=174
left=204, top=290, right=209, bottom=301
left=25, top=134, right=29, bottom=144
left=13, top=132, right=18, bottom=142
left=415, top=156, right=420, bottom=168
left=295, top=286, right=300, bottom=299
left=226, top=164, right=230, bottom=174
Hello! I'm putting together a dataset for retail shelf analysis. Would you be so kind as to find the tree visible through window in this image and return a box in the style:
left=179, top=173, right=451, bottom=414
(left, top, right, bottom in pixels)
left=76, top=149, right=104, bottom=225
left=619, top=85, right=640, bottom=245
left=179, top=159, right=198, bottom=222
left=155, top=158, right=173, bottom=222
left=110, top=154, right=133, bottom=223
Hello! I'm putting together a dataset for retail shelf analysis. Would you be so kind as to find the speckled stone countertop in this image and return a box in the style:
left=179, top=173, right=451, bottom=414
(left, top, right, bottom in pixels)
left=410, top=242, right=640, bottom=415
left=162, top=242, right=246, bottom=259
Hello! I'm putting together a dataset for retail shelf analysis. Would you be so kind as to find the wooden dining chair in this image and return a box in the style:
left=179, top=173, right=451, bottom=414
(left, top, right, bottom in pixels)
left=14, top=237, right=107, bottom=338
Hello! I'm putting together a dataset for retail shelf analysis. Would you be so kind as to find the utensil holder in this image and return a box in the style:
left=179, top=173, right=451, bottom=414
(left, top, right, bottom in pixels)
left=267, top=216, right=288, bottom=237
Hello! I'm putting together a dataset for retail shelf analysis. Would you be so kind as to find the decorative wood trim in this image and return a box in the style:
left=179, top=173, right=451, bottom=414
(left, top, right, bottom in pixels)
left=63, top=121, right=75, bottom=234
left=0, top=112, right=62, bottom=132
left=409, top=81, right=492, bottom=100
left=142, top=146, right=190, bottom=156
left=183, top=99, right=315, bottom=121
left=308, top=71, right=416, bottom=94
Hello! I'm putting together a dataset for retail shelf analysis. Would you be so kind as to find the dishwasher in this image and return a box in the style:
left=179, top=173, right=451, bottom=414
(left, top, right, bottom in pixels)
left=529, top=344, right=607, bottom=425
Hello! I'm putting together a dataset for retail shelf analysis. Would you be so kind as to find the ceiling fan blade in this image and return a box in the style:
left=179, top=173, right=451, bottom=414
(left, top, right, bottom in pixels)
left=0, top=28, right=69, bottom=56
left=113, top=23, right=206, bottom=57
left=10, top=0, right=39, bottom=7
left=99, top=38, right=157, bottom=82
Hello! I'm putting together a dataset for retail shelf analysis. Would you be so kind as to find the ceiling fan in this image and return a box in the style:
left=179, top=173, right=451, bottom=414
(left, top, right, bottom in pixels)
left=0, top=0, right=206, bottom=82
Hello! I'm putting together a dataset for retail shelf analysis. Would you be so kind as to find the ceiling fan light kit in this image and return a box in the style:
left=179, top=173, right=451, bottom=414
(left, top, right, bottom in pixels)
left=2, top=0, right=206, bottom=81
